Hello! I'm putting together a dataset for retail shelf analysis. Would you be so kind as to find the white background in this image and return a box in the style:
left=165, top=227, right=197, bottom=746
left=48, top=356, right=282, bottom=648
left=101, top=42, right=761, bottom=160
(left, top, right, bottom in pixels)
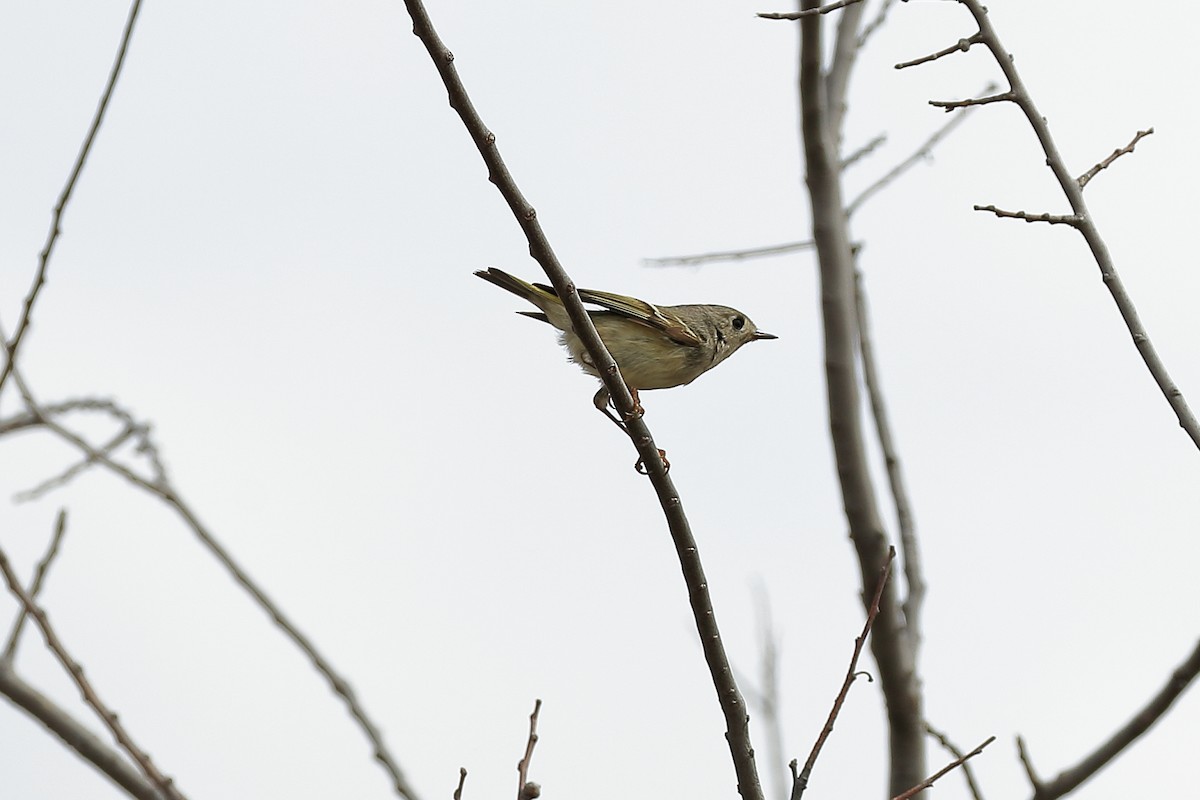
left=2, top=1, right=1198, bottom=798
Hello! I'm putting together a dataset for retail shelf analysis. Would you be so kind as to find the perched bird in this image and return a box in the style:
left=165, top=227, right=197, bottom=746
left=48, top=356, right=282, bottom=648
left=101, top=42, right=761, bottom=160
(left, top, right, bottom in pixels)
left=474, top=267, right=777, bottom=414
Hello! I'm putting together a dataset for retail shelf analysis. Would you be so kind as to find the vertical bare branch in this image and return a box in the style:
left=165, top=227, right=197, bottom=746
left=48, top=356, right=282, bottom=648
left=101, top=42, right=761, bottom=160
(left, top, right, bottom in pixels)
left=797, top=1, right=925, bottom=793
left=2, top=509, right=68, bottom=661
left=0, top=0, right=144, bottom=394
left=401, top=3, right=764, bottom=798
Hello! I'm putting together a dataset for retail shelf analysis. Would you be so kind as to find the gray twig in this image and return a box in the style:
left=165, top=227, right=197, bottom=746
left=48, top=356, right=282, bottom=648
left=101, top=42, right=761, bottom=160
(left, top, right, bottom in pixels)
left=515, top=700, right=542, bottom=800
left=0, top=0, right=144, bottom=394
left=2, top=509, right=69, bottom=661
left=1077, top=128, right=1154, bottom=189
left=759, top=0, right=866, bottom=20
left=891, top=736, right=995, bottom=800
left=643, top=240, right=815, bottom=268
left=924, top=722, right=987, bottom=800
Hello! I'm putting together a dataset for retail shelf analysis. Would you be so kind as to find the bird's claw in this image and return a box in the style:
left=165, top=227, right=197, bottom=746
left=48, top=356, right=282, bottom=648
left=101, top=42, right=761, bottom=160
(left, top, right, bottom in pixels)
left=634, top=449, right=670, bottom=475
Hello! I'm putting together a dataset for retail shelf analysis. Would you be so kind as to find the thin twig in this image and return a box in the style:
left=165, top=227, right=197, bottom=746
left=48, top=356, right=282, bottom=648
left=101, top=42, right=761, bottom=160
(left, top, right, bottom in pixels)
left=516, top=699, right=542, bottom=800
left=759, top=0, right=866, bottom=20
left=790, top=548, right=895, bottom=800
left=894, top=34, right=983, bottom=70
left=846, top=82, right=996, bottom=216
left=14, top=424, right=137, bottom=502
left=403, top=3, right=764, bottom=798
left=841, top=133, right=887, bottom=170
left=854, top=276, right=924, bottom=658
left=453, top=768, right=467, bottom=800
left=643, top=240, right=815, bottom=268
left=857, top=0, right=899, bottom=48
left=0, top=0, right=144, bottom=394
left=924, top=722, right=986, bottom=800
left=1077, top=128, right=1154, bottom=189
left=1018, top=638, right=1200, bottom=800
left=891, top=736, right=995, bottom=800
left=972, top=205, right=1080, bottom=226
left=0, top=542, right=186, bottom=800
left=2, top=509, right=68, bottom=661
left=930, top=91, right=1016, bottom=111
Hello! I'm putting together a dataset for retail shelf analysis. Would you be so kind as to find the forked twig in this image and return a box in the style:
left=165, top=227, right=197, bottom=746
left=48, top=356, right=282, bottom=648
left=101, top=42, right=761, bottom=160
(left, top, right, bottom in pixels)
left=1017, top=638, right=1200, bottom=800
left=789, top=547, right=895, bottom=799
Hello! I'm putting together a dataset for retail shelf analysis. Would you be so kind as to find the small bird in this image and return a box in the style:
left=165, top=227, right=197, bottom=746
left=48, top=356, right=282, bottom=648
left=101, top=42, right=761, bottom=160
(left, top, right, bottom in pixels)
left=475, top=267, right=777, bottom=414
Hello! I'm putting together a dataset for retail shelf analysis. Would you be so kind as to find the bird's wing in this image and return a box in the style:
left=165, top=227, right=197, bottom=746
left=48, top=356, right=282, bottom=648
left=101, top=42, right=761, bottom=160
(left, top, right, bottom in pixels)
left=574, top=288, right=703, bottom=347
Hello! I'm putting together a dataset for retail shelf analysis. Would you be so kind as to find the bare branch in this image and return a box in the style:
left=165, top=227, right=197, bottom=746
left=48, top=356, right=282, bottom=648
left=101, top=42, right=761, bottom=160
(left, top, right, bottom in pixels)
left=924, top=722, right=987, bottom=800
left=892, top=736, right=995, bottom=800
left=759, top=0, right=866, bottom=20
left=841, top=133, right=887, bottom=170
left=790, top=548, right=895, bottom=800
left=972, top=205, right=1080, bottom=226
left=1077, top=127, right=1154, bottom=189
left=854, top=277, right=924, bottom=657
left=847, top=84, right=996, bottom=217
left=940, top=0, right=1200, bottom=448
left=515, top=700, right=542, bottom=800
left=0, top=542, right=186, bottom=799
left=2, top=509, right=68, bottom=661
left=644, top=240, right=815, bottom=268
left=14, top=424, right=137, bottom=502
left=1019, top=639, right=1200, bottom=800
left=453, top=768, right=467, bottom=800
left=403, top=3, right=765, bottom=798
left=895, top=34, right=983, bottom=69
left=0, top=661, right=166, bottom=800
left=858, top=0, right=899, bottom=48
left=930, top=91, right=1016, bottom=111
left=797, top=2, right=925, bottom=792
left=0, top=0, right=144, bottom=394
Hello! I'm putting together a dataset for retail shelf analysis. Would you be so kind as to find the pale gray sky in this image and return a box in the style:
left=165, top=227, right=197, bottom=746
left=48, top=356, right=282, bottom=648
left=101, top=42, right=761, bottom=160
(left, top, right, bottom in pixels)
left=2, top=2, right=1198, bottom=799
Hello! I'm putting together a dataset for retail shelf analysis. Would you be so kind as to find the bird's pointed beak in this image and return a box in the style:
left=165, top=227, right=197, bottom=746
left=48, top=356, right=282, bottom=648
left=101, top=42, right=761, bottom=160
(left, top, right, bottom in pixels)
left=752, top=331, right=778, bottom=341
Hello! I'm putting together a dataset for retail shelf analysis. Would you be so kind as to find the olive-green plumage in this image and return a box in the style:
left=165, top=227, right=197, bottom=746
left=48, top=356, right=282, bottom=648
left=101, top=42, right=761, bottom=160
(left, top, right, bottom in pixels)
left=475, top=267, right=776, bottom=410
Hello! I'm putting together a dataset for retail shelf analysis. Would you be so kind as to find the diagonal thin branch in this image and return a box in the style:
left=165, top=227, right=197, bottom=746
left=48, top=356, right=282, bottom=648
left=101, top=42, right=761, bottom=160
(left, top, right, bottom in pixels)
left=790, top=548, right=895, bottom=800
left=402, top=3, right=765, bottom=799
left=846, top=83, right=996, bottom=217
left=0, top=541, right=186, bottom=800
left=892, top=736, right=995, bottom=800
left=0, top=660, right=166, bottom=800
left=0, top=0, right=143, bottom=395
left=1076, top=127, right=1154, bottom=189
left=924, top=722, right=986, bottom=800
left=2, top=509, right=69, bottom=661
left=1019, top=638, right=1200, bottom=800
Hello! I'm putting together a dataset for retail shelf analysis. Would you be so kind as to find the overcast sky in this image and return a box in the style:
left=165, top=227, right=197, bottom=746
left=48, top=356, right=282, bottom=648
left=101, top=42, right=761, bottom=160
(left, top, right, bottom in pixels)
left=2, top=2, right=1198, bottom=799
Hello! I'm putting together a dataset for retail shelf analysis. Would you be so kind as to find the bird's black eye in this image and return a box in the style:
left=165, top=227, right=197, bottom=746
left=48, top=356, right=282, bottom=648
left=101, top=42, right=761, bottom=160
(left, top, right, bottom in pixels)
left=732, top=316, right=745, bottom=330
